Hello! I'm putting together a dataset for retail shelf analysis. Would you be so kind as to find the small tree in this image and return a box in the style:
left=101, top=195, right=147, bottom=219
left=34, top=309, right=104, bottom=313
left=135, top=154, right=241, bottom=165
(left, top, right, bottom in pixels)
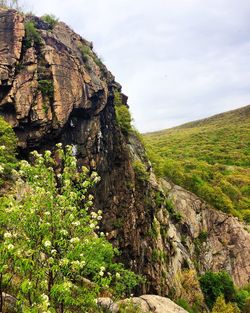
left=0, top=145, right=141, bottom=312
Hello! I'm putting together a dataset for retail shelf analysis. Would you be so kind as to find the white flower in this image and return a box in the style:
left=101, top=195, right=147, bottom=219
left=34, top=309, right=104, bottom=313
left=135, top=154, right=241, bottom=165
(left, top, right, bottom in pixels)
left=44, top=150, right=51, bottom=157
left=0, top=165, right=4, bottom=173
left=56, top=143, right=62, bottom=148
left=97, top=215, right=102, bottom=220
left=41, top=294, right=49, bottom=303
left=51, top=249, right=57, bottom=255
left=7, top=244, right=14, bottom=250
left=4, top=232, right=12, bottom=239
left=0, top=145, right=6, bottom=150
left=70, top=237, right=80, bottom=244
left=59, top=258, right=69, bottom=266
left=80, top=260, right=86, bottom=268
left=72, top=221, right=80, bottom=226
left=63, top=281, right=72, bottom=291
left=48, top=257, right=54, bottom=264
left=44, top=211, right=50, bottom=216
left=60, top=229, right=68, bottom=236
left=99, top=271, right=104, bottom=276
left=100, top=266, right=105, bottom=271
left=43, top=240, right=51, bottom=247
left=89, top=223, right=95, bottom=229
left=91, top=212, right=97, bottom=219
left=82, top=181, right=90, bottom=188
left=116, top=272, right=121, bottom=279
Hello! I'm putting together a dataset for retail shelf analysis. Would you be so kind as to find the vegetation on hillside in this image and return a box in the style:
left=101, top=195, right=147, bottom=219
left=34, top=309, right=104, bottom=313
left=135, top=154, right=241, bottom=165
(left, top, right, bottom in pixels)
left=114, top=91, right=132, bottom=135
left=0, top=123, right=142, bottom=312
left=0, top=117, right=17, bottom=188
left=143, top=105, right=250, bottom=223
left=176, top=270, right=250, bottom=313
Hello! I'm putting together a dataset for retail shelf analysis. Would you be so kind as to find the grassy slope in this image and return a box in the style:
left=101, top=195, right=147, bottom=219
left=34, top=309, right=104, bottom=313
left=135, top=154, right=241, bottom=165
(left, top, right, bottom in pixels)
left=143, top=105, right=250, bottom=223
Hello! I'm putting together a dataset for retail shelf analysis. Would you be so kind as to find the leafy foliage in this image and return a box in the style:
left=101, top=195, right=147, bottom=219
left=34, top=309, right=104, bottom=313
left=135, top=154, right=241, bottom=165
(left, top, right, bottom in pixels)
left=235, top=285, right=250, bottom=312
left=24, top=20, right=41, bottom=49
left=0, top=116, right=17, bottom=187
left=41, top=14, right=58, bottom=28
left=211, top=295, right=240, bottom=313
left=38, top=79, right=54, bottom=100
left=0, top=145, right=142, bottom=312
left=132, top=160, right=149, bottom=182
left=114, top=91, right=132, bottom=135
left=199, top=271, right=236, bottom=309
left=143, top=105, right=250, bottom=222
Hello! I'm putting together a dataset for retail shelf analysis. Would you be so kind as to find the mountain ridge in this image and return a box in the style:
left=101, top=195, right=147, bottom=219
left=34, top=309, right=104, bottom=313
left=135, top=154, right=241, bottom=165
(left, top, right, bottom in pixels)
left=144, top=104, right=250, bottom=135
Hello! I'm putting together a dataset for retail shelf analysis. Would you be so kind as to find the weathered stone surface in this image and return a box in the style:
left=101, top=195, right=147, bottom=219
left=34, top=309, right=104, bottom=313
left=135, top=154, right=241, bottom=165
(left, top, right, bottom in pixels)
left=0, top=9, right=24, bottom=84
left=97, top=295, right=188, bottom=313
left=159, top=180, right=250, bottom=288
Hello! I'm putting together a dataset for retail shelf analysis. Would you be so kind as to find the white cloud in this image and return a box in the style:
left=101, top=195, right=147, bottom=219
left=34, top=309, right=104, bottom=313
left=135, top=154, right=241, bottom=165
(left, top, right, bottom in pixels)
left=21, top=0, right=250, bottom=132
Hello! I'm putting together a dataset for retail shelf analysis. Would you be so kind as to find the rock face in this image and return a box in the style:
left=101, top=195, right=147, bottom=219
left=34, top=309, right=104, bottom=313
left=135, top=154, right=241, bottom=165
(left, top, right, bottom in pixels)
left=0, top=8, right=249, bottom=299
left=97, top=295, right=188, bottom=313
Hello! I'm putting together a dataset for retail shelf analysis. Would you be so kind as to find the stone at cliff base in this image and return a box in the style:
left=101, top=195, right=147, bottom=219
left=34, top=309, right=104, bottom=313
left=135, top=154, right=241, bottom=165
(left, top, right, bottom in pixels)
left=97, top=295, right=188, bottom=313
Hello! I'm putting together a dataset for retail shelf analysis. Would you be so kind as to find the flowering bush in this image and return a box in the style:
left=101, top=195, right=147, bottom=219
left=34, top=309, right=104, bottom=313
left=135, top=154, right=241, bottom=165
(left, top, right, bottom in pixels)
left=0, top=144, right=141, bottom=312
left=0, top=116, right=17, bottom=187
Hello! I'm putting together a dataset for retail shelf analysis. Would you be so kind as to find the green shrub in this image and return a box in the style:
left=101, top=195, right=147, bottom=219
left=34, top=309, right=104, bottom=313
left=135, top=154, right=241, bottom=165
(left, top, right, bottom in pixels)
left=41, top=14, right=58, bottom=28
left=235, top=285, right=250, bottom=312
left=0, top=116, right=17, bottom=186
left=38, top=79, right=54, bottom=100
left=24, top=20, right=41, bottom=49
left=199, top=271, right=236, bottom=309
left=115, top=105, right=132, bottom=135
left=175, top=299, right=196, bottom=313
left=114, top=91, right=132, bottom=135
left=132, top=160, right=149, bottom=182
left=211, top=295, right=240, bottom=313
left=79, top=45, right=92, bottom=63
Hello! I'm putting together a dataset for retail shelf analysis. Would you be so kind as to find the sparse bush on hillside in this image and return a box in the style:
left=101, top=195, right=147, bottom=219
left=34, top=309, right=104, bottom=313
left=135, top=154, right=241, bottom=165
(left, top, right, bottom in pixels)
left=114, top=91, right=132, bottom=135
left=79, top=44, right=92, bottom=63
left=199, top=271, right=236, bottom=309
left=24, top=20, right=41, bottom=49
left=38, top=79, right=54, bottom=100
left=41, top=14, right=58, bottom=28
left=211, top=295, right=240, bottom=313
left=132, top=159, right=149, bottom=182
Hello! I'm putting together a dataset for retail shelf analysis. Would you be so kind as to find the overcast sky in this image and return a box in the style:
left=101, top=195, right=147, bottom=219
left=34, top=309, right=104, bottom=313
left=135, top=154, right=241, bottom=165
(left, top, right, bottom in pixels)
left=20, top=0, right=250, bottom=132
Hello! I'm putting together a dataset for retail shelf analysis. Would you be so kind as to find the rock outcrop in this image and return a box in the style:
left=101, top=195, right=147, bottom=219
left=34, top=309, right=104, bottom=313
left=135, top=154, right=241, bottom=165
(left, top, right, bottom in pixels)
left=0, top=8, right=249, bottom=301
left=97, top=295, right=188, bottom=313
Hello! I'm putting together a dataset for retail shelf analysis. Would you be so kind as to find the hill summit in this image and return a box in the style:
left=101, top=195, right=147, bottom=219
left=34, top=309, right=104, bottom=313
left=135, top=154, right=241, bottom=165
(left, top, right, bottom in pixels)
left=144, top=105, right=250, bottom=222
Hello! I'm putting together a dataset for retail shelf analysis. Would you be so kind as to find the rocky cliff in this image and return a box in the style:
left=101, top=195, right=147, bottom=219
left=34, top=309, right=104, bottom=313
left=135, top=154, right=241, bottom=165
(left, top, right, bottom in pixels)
left=0, top=8, right=249, bottom=301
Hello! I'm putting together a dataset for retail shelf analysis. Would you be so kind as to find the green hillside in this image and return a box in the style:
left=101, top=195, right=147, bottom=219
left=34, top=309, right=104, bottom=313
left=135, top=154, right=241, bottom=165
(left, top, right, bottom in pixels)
left=143, top=105, right=250, bottom=223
